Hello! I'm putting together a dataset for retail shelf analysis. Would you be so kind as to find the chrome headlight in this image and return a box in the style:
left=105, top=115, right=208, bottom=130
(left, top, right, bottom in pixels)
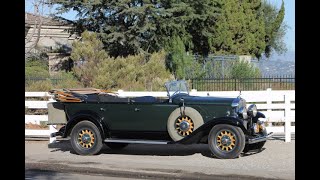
left=238, top=106, right=248, bottom=119
left=247, top=104, right=257, bottom=117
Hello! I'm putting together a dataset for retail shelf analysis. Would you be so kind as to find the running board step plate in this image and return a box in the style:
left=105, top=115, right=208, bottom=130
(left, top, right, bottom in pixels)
left=104, top=138, right=169, bottom=144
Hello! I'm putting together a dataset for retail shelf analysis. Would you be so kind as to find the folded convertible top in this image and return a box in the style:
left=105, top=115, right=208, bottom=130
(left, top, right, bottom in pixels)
left=49, top=88, right=118, bottom=102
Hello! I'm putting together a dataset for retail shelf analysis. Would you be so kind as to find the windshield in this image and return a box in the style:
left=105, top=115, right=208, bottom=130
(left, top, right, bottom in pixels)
left=165, top=80, right=189, bottom=97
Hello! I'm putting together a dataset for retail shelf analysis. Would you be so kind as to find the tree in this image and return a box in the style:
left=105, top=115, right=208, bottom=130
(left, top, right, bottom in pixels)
left=54, top=0, right=162, bottom=57
left=52, top=0, right=286, bottom=58
left=165, top=36, right=203, bottom=79
left=209, top=0, right=266, bottom=58
left=186, top=0, right=222, bottom=56
left=70, top=31, right=108, bottom=87
left=25, top=0, right=53, bottom=59
left=262, top=0, right=287, bottom=57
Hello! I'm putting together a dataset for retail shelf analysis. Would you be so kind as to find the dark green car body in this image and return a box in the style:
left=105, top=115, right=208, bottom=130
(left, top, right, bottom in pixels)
left=48, top=80, right=272, bottom=158
left=65, top=96, right=234, bottom=132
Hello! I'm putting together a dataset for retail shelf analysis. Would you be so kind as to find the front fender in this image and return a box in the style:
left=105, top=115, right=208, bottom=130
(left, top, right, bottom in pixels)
left=62, top=110, right=109, bottom=139
left=252, top=112, right=266, bottom=123
left=174, top=117, right=248, bottom=144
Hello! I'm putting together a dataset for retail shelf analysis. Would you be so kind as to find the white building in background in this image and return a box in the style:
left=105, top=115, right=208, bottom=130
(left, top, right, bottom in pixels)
left=25, top=12, right=80, bottom=74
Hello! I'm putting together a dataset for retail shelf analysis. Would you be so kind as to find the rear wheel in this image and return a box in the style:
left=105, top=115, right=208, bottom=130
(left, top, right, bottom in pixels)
left=70, top=120, right=103, bottom=155
left=208, top=124, right=245, bottom=159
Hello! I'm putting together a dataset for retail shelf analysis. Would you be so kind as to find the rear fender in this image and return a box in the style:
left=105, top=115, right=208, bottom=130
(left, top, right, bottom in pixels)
left=62, top=110, right=109, bottom=139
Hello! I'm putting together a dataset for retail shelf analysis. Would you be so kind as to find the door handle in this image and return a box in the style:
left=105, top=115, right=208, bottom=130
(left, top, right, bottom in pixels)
left=100, top=108, right=106, bottom=111
left=134, top=108, right=140, bottom=112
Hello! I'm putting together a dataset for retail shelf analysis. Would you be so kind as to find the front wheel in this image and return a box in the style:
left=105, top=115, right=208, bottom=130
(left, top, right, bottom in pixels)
left=208, top=124, right=245, bottom=159
left=70, top=120, right=103, bottom=155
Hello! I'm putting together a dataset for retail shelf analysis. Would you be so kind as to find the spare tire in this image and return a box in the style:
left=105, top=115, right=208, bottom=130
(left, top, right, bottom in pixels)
left=167, top=107, right=204, bottom=141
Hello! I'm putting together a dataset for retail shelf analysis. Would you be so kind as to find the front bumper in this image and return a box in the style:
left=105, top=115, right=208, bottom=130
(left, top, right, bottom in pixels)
left=246, top=132, right=273, bottom=144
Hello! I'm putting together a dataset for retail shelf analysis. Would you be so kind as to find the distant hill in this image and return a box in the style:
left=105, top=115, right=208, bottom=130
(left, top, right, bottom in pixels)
left=253, top=51, right=295, bottom=76
left=268, top=51, right=295, bottom=62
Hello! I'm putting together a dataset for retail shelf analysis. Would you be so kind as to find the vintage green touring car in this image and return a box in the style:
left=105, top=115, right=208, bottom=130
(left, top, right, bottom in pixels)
left=48, top=80, right=273, bottom=159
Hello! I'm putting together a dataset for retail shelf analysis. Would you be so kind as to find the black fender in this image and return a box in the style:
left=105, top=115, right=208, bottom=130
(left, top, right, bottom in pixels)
left=252, top=112, right=266, bottom=123
left=62, top=110, right=109, bottom=139
left=173, top=116, right=248, bottom=144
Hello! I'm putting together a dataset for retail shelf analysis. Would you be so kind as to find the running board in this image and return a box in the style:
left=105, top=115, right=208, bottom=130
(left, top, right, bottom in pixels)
left=104, top=138, right=169, bottom=144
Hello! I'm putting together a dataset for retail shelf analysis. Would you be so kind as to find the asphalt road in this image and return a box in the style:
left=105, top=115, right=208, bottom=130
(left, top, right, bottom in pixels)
left=25, top=169, right=143, bottom=180
left=25, top=135, right=295, bottom=180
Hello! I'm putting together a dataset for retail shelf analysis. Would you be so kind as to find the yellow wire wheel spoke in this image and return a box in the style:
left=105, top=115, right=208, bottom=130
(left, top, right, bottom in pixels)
left=175, top=116, right=194, bottom=137
left=78, top=129, right=95, bottom=149
left=216, top=130, right=237, bottom=152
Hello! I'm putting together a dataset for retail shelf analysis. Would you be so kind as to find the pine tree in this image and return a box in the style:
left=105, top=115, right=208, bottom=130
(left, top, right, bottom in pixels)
left=209, top=0, right=266, bottom=58
left=262, top=0, right=286, bottom=57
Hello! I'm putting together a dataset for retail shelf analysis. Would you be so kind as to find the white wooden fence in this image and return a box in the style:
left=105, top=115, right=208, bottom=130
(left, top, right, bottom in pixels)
left=25, top=89, right=295, bottom=143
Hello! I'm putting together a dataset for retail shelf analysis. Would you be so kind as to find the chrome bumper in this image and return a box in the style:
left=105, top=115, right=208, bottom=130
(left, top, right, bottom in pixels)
left=246, top=132, right=273, bottom=144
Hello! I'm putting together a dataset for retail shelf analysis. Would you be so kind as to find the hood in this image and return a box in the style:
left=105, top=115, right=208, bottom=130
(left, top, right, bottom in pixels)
left=172, top=94, right=236, bottom=106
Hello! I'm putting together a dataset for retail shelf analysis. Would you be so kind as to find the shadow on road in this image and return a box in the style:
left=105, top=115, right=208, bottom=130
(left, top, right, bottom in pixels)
left=48, top=140, right=265, bottom=158
left=25, top=169, right=61, bottom=180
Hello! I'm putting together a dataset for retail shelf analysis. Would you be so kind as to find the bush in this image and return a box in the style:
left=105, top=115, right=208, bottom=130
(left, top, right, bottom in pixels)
left=141, top=51, right=173, bottom=91
left=25, top=79, right=53, bottom=92
left=25, top=71, right=84, bottom=91
left=230, top=60, right=261, bottom=79
left=71, top=31, right=108, bottom=87
left=92, top=51, right=173, bottom=91
left=51, top=71, right=84, bottom=89
left=25, top=58, right=50, bottom=78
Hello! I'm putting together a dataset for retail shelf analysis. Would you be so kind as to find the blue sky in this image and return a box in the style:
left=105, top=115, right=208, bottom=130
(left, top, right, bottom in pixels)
left=268, top=0, right=295, bottom=51
left=25, top=0, right=295, bottom=52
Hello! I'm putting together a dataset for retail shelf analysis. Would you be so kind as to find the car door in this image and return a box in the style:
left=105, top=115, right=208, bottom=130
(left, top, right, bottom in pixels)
left=129, top=103, right=178, bottom=131
left=101, top=102, right=177, bottom=132
left=100, top=103, right=137, bottom=131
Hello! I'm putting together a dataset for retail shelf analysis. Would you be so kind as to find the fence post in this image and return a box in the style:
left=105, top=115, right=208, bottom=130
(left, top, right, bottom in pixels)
left=48, top=95, right=57, bottom=143
left=118, top=89, right=124, bottom=96
left=190, top=89, right=197, bottom=96
left=284, top=94, right=291, bottom=142
left=191, top=79, right=194, bottom=89
left=49, top=125, right=57, bottom=143
left=266, top=88, right=272, bottom=127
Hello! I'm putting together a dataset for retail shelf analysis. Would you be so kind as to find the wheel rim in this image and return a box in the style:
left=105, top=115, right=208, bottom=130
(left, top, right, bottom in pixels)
left=215, top=130, right=236, bottom=152
left=78, top=129, right=95, bottom=148
left=175, top=116, right=194, bottom=136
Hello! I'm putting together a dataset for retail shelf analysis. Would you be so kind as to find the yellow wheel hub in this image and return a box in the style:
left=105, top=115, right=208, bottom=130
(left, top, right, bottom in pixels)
left=78, top=129, right=95, bottom=148
left=216, top=130, right=236, bottom=151
left=175, top=116, right=194, bottom=136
